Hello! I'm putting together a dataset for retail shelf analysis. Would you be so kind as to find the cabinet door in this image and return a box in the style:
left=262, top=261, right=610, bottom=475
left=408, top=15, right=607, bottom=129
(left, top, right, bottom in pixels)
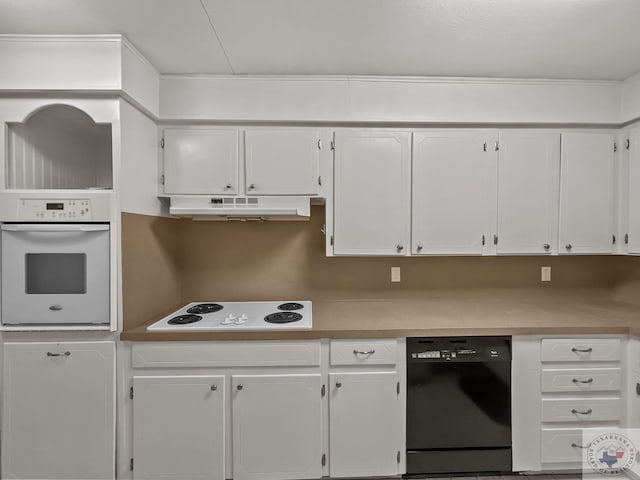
left=559, top=132, right=615, bottom=254
left=412, top=130, right=497, bottom=254
left=232, top=374, right=322, bottom=480
left=2, top=341, right=115, bottom=480
left=132, top=376, right=225, bottom=480
left=497, top=131, right=560, bottom=254
left=163, top=128, right=239, bottom=195
left=329, top=372, right=401, bottom=478
left=333, top=130, right=411, bottom=255
left=244, top=129, right=320, bottom=195
left=628, top=126, right=640, bottom=253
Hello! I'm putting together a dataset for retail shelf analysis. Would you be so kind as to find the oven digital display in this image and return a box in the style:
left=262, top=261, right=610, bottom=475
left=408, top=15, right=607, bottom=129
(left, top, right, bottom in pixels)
left=46, top=203, right=64, bottom=210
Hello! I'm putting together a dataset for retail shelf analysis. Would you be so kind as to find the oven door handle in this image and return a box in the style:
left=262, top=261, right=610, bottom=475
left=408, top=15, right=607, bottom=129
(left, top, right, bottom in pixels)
left=1, top=224, right=108, bottom=233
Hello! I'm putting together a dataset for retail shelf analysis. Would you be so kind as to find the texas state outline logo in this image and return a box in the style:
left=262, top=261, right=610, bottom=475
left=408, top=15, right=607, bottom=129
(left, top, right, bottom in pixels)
left=587, top=432, right=638, bottom=475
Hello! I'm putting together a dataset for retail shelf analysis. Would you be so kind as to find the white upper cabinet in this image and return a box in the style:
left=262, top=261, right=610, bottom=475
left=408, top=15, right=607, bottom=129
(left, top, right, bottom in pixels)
left=132, top=375, right=225, bottom=480
left=163, top=128, right=239, bottom=195
left=163, top=128, right=323, bottom=196
left=244, top=129, right=320, bottom=195
left=411, top=130, right=497, bottom=255
left=559, top=132, right=615, bottom=254
left=496, top=131, right=561, bottom=255
left=333, top=130, right=411, bottom=256
left=627, top=126, right=640, bottom=254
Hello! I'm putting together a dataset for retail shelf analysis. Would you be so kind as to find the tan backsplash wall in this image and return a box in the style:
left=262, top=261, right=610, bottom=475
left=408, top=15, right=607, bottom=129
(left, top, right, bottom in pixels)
left=122, top=206, right=640, bottom=328
left=177, top=206, right=637, bottom=301
left=121, top=213, right=182, bottom=329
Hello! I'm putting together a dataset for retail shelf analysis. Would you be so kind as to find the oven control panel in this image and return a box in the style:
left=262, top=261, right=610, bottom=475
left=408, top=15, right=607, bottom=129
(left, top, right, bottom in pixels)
left=18, top=199, right=92, bottom=221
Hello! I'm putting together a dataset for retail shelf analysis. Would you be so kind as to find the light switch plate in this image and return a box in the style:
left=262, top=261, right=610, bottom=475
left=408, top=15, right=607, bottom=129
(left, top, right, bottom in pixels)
left=391, top=266, right=401, bottom=283
left=541, top=266, right=551, bottom=282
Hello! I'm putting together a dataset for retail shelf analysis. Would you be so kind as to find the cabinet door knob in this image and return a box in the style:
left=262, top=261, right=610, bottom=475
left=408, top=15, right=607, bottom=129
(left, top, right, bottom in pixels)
left=46, top=351, right=70, bottom=357
left=566, top=244, right=572, bottom=250
left=396, top=244, right=404, bottom=252
left=335, top=382, right=342, bottom=388
left=543, top=244, right=550, bottom=250
left=210, top=385, right=217, bottom=391
left=237, top=384, right=243, bottom=391
left=417, top=244, right=423, bottom=252
left=224, top=184, right=232, bottom=190
left=248, top=184, right=256, bottom=191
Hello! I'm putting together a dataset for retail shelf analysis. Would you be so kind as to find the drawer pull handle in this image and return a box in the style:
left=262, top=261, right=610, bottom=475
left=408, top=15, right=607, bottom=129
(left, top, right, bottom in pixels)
left=571, top=347, right=593, bottom=353
left=572, top=378, right=594, bottom=384
left=571, top=408, right=593, bottom=415
left=46, top=351, right=70, bottom=357
left=571, top=442, right=590, bottom=449
left=353, top=349, right=375, bottom=355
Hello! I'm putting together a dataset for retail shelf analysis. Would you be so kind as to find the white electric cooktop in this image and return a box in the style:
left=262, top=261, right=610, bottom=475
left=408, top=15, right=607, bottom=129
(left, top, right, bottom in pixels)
left=147, top=301, right=312, bottom=331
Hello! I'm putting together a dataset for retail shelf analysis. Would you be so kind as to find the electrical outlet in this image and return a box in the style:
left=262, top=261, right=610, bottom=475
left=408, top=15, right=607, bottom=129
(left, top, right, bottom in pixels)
left=541, top=266, right=551, bottom=282
left=391, top=266, right=401, bottom=283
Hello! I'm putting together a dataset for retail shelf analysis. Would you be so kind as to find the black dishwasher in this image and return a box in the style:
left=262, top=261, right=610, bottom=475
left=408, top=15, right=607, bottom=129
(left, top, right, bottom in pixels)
left=406, top=336, right=512, bottom=475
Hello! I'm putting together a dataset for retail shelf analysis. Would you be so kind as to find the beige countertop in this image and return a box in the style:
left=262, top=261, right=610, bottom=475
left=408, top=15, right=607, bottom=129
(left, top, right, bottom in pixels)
left=120, top=288, right=640, bottom=341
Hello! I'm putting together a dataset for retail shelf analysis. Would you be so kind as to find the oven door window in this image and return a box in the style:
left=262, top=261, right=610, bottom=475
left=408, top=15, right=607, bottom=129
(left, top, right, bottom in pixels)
left=26, top=254, right=87, bottom=294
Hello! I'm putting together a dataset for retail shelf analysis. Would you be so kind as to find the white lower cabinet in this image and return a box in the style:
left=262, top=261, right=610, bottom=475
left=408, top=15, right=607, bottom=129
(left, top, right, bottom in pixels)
left=128, top=340, right=405, bottom=480
left=232, top=374, right=323, bottom=480
left=132, top=376, right=225, bottom=480
left=328, top=372, right=401, bottom=477
left=2, top=341, right=115, bottom=480
left=512, top=336, right=624, bottom=473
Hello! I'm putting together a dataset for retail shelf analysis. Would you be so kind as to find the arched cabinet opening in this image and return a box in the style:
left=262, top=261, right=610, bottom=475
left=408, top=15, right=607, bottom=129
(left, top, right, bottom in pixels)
left=6, top=104, right=113, bottom=190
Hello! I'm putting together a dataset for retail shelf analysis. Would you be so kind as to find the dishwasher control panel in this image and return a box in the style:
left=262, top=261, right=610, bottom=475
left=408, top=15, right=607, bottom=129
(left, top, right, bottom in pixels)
left=408, top=337, right=511, bottom=362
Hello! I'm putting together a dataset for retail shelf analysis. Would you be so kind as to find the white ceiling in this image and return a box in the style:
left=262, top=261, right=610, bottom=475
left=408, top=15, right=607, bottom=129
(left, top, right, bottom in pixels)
left=1, top=0, right=640, bottom=80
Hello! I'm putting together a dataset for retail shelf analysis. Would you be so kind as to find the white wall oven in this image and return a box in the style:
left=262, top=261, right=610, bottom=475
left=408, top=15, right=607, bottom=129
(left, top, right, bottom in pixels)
left=1, top=223, right=110, bottom=326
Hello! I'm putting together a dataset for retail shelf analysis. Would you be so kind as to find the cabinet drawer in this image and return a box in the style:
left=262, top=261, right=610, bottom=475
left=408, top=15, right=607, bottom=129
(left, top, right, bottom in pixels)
left=541, top=428, right=591, bottom=464
left=541, top=338, right=620, bottom=363
left=541, top=397, right=621, bottom=423
left=330, top=339, right=397, bottom=366
left=132, top=341, right=321, bottom=368
left=541, top=368, right=621, bottom=393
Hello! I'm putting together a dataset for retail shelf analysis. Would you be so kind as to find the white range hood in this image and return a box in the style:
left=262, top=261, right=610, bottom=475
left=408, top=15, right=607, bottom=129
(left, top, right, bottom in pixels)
left=168, top=196, right=311, bottom=221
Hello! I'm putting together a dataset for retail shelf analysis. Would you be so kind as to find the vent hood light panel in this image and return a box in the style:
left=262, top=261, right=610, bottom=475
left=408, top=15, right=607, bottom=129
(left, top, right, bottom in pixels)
left=169, top=196, right=311, bottom=221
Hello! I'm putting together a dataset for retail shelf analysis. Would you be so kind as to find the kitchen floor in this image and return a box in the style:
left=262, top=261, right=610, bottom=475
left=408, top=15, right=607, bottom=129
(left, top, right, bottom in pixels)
left=372, top=476, right=594, bottom=480
left=383, top=475, right=621, bottom=480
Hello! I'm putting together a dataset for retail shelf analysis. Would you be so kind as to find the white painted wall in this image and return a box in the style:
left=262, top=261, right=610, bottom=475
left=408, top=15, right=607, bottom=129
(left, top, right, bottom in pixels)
left=0, top=35, right=160, bottom=118
left=0, top=35, right=636, bottom=126
left=0, top=35, right=122, bottom=91
left=160, top=76, right=622, bottom=124
left=120, top=38, right=160, bottom=118
left=622, top=72, right=640, bottom=123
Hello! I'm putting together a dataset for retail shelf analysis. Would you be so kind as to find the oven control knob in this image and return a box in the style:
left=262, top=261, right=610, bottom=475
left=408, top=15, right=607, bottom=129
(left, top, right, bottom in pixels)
left=235, top=314, right=248, bottom=325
